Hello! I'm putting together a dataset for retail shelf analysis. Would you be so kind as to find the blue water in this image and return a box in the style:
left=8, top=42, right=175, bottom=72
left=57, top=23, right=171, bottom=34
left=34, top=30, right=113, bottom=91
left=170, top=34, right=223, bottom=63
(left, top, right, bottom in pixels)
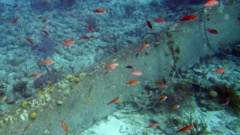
left=0, top=0, right=240, bottom=134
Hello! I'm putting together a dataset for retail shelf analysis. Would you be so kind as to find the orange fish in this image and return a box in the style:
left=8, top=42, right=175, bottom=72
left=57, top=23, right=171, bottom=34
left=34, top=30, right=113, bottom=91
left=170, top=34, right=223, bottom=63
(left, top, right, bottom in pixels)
left=30, top=72, right=42, bottom=77
left=0, top=95, right=7, bottom=102
left=42, top=30, right=49, bottom=36
left=145, top=122, right=158, bottom=128
left=105, top=63, right=118, bottom=70
left=108, top=97, right=120, bottom=105
left=44, top=25, right=49, bottom=29
left=85, top=25, right=95, bottom=33
left=176, top=125, right=194, bottom=133
left=175, top=15, right=198, bottom=22
left=60, top=39, right=75, bottom=46
left=25, top=37, right=34, bottom=45
left=55, top=50, right=62, bottom=55
left=220, top=98, right=229, bottom=105
left=79, top=35, right=90, bottom=40
left=214, top=68, right=225, bottom=73
left=204, top=0, right=218, bottom=7
left=153, top=18, right=165, bottom=24
left=61, top=121, right=68, bottom=133
left=125, top=80, right=140, bottom=85
left=136, top=43, right=150, bottom=58
left=207, top=28, right=218, bottom=34
left=146, top=19, right=153, bottom=29
left=12, top=18, right=20, bottom=25
left=156, top=83, right=167, bottom=87
left=42, top=19, right=49, bottom=22
left=23, top=124, right=32, bottom=131
left=131, top=70, right=142, bottom=76
left=39, top=59, right=54, bottom=65
left=92, top=8, right=107, bottom=13
left=169, top=104, right=180, bottom=110
left=159, top=95, right=167, bottom=101
left=13, top=4, right=21, bottom=8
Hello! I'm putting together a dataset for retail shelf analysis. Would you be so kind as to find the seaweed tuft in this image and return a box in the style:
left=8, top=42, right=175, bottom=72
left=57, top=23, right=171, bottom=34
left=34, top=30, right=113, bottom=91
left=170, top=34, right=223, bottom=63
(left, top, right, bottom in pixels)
left=13, top=81, right=27, bottom=93
left=213, top=83, right=240, bottom=115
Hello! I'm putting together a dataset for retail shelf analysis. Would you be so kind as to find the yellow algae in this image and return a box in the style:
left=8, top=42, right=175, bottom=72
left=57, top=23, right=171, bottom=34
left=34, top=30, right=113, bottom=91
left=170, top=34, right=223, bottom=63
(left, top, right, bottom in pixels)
left=21, top=101, right=29, bottom=109
left=29, top=111, right=37, bottom=120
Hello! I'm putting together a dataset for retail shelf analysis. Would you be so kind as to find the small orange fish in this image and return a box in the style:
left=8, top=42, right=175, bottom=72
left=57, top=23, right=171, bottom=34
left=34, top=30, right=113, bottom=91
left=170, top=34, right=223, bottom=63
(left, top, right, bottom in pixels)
left=176, top=125, right=194, bottom=133
left=23, top=124, right=32, bottom=131
left=136, top=43, right=150, bottom=58
left=156, top=82, right=167, bottom=87
left=30, top=72, right=42, bottom=77
left=175, top=15, right=198, bottom=22
left=169, top=104, right=180, bottom=110
left=153, top=18, right=165, bottom=24
left=125, top=80, right=140, bottom=85
left=105, top=63, right=118, bottom=70
left=39, top=59, right=54, bottom=65
left=13, top=4, right=21, bottom=8
left=85, top=25, right=95, bottom=33
left=61, top=121, right=68, bottom=133
left=92, top=8, right=107, bottom=13
left=204, top=0, right=218, bottom=7
left=55, top=50, right=61, bottom=55
left=42, top=19, right=49, bottom=22
left=145, top=122, right=158, bottom=128
left=146, top=19, right=153, bottom=29
left=220, top=98, right=229, bottom=105
left=131, top=70, right=142, bottom=76
left=214, top=68, right=225, bottom=73
left=60, top=39, right=75, bottom=46
left=42, top=30, right=49, bottom=36
left=207, top=28, right=218, bottom=34
left=0, top=95, right=7, bottom=102
left=108, top=97, right=120, bottom=105
left=12, top=18, right=20, bottom=25
left=25, top=37, right=34, bottom=45
left=44, top=25, right=49, bottom=29
left=159, top=95, right=167, bottom=101
left=79, top=35, right=90, bottom=40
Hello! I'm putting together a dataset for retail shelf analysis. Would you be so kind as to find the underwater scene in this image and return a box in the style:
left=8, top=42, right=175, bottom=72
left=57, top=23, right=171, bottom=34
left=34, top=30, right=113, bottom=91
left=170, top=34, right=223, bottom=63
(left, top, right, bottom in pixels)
left=0, top=0, right=240, bottom=134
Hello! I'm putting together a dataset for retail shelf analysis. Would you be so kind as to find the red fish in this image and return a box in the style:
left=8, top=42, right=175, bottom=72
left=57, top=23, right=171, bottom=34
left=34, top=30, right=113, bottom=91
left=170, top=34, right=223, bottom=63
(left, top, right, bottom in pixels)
left=131, top=70, right=142, bottom=76
left=146, top=19, right=153, bottom=29
left=12, top=18, right=20, bottom=25
left=220, top=98, right=229, bottom=105
left=214, top=68, right=225, bottom=73
left=42, top=30, right=49, bottom=36
left=60, top=39, right=75, bottom=46
left=145, top=122, right=158, bottom=128
left=176, top=125, right=194, bottom=133
left=159, top=95, right=167, bottom=101
left=30, top=72, right=42, bottom=77
left=79, top=35, right=90, bottom=40
left=207, top=28, right=218, bottom=34
left=0, top=95, right=7, bottom=102
left=42, top=19, right=49, bottom=22
left=153, top=18, right=165, bottom=24
left=92, top=8, right=107, bottom=13
left=175, top=15, right=198, bottom=22
left=108, top=97, right=120, bottom=105
left=136, top=43, right=150, bottom=58
left=39, top=59, right=54, bottom=65
left=61, top=121, right=68, bottom=133
left=204, top=0, right=218, bottom=7
left=85, top=25, right=95, bottom=33
left=55, top=50, right=61, bottom=55
left=25, top=37, right=34, bottom=45
left=13, top=4, right=21, bottom=8
left=169, top=104, right=180, bottom=110
left=105, top=63, right=118, bottom=70
left=125, top=80, right=140, bottom=85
